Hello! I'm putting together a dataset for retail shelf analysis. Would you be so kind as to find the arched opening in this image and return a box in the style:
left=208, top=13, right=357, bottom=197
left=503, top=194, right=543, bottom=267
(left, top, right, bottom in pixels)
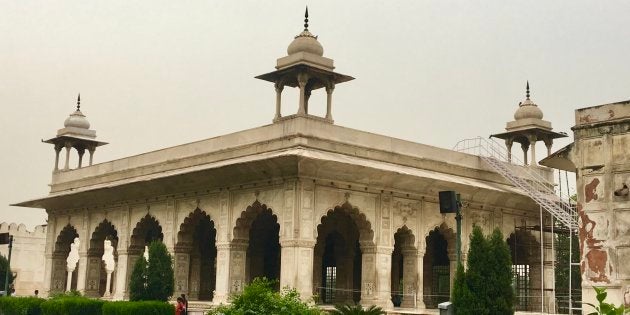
left=86, top=220, right=118, bottom=297
left=233, top=201, right=280, bottom=287
left=314, top=203, right=374, bottom=305
left=127, top=215, right=163, bottom=292
left=50, top=225, right=79, bottom=294
left=423, top=225, right=454, bottom=308
left=508, top=229, right=541, bottom=312
left=175, top=209, right=217, bottom=301
left=391, top=226, right=417, bottom=308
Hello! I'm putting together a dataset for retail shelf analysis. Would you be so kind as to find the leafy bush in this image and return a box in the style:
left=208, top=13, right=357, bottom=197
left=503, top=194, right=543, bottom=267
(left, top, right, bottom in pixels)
left=40, top=296, right=104, bottom=315
left=584, top=286, right=626, bottom=315
left=208, top=277, right=321, bottom=315
left=329, top=304, right=385, bottom=315
left=0, top=255, right=15, bottom=296
left=129, top=242, right=174, bottom=301
left=0, top=296, right=44, bottom=315
left=452, top=226, right=515, bottom=315
left=102, top=301, right=174, bottom=315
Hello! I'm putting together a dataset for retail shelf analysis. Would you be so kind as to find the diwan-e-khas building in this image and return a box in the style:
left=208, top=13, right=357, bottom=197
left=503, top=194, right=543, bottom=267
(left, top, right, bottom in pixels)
left=15, top=10, right=578, bottom=314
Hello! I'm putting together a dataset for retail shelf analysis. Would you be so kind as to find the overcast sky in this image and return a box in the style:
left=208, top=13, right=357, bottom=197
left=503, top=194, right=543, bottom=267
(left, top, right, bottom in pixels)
left=1, top=1, right=629, bottom=229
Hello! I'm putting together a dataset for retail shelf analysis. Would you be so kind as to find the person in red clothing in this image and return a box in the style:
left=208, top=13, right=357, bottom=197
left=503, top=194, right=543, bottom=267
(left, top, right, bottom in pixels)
left=175, top=297, right=186, bottom=315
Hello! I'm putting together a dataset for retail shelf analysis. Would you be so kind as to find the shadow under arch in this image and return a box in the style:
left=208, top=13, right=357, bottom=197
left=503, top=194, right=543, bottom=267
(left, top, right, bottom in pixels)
left=51, top=224, right=79, bottom=294
left=314, top=201, right=375, bottom=305
left=129, top=214, right=163, bottom=254
left=175, top=208, right=217, bottom=301
left=423, top=223, right=455, bottom=308
left=507, top=229, right=541, bottom=312
left=391, top=225, right=417, bottom=307
left=85, top=220, right=119, bottom=297
left=233, top=200, right=281, bottom=287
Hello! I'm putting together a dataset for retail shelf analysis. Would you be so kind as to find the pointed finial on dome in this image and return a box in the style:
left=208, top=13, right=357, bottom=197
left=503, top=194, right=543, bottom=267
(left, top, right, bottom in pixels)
left=526, top=81, right=530, bottom=100
left=77, top=93, right=81, bottom=110
left=304, top=6, right=309, bottom=31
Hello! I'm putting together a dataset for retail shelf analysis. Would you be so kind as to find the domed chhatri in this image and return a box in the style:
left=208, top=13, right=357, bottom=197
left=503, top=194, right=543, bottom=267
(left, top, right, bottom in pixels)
left=513, top=81, right=544, bottom=120
left=43, top=94, right=107, bottom=171
left=63, top=94, right=91, bottom=129
left=490, top=81, right=567, bottom=166
left=287, top=8, right=324, bottom=56
left=256, top=7, right=354, bottom=123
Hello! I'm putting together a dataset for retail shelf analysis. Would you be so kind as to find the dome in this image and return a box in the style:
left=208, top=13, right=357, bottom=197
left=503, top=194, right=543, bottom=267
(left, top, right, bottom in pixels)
left=64, top=110, right=91, bottom=129
left=287, top=30, right=324, bottom=56
left=514, top=99, right=544, bottom=120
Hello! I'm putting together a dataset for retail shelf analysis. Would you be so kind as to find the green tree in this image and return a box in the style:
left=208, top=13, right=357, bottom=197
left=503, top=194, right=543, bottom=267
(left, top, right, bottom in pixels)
left=128, top=241, right=174, bottom=301
left=0, top=254, right=15, bottom=296
left=146, top=241, right=174, bottom=301
left=129, top=255, right=148, bottom=301
left=209, top=277, right=321, bottom=315
left=453, top=226, right=515, bottom=315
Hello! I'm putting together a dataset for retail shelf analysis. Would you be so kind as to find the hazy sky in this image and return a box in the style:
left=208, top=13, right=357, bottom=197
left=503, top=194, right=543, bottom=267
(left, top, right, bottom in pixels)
left=1, top=1, right=629, bottom=229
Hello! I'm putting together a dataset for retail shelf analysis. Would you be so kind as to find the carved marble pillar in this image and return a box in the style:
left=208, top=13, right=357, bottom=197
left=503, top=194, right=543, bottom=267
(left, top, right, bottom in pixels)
left=213, top=243, right=231, bottom=304
left=274, top=83, right=284, bottom=121
left=325, top=83, right=335, bottom=121
left=84, top=254, right=102, bottom=297
left=505, top=138, right=514, bottom=163
left=528, top=135, right=538, bottom=166
left=521, top=142, right=529, bottom=165
left=400, top=249, right=418, bottom=308
left=53, top=145, right=62, bottom=172
left=280, top=240, right=315, bottom=300
left=63, top=142, right=72, bottom=171
left=174, top=249, right=191, bottom=298
left=43, top=214, right=56, bottom=297
left=297, top=73, right=309, bottom=115
left=415, top=249, right=426, bottom=309
left=361, top=245, right=394, bottom=308
left=188, top=254, right=201, bottom=300
left=544, top=138, right=553, bottom=157
left=77, top=147, right=85, bottom=168
left=229, top=242, right=248, bottom=294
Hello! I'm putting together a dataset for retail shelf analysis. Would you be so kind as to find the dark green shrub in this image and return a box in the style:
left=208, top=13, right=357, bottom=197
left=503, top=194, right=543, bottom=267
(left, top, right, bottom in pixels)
left=0, top=296, right=44, bottom=315
left=452, top=226, right=515, bottom=315
left=102, top=301, right=174, bottom=315
left=209, top=277, right=321, bottom=315
left=129, top=256, right=148, bottom=301
left=129, top=242, right=174, bottom=301
left=0, top=255, right=15, bottom=296
left=329, top=304, right=385, bottom=315
left=40, top=296, right=104, bottom=315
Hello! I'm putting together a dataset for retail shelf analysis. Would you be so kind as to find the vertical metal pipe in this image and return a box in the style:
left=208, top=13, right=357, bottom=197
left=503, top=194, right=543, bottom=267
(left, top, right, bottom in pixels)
left=538, top=206, right=545, bottom=314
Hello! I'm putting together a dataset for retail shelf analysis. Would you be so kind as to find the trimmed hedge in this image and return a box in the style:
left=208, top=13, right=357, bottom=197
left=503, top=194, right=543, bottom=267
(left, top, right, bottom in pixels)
left=0, top=297, right=44, bottom=315
left=102, top=301, right=174, bottom=315
left=40, top=297, right=105, bottom=315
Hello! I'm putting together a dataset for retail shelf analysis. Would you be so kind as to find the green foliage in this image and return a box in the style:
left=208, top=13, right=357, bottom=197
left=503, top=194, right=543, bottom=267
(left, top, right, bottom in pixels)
left=48, top=290, right=82, bottom=299
left=584, top=287, right=626, bottom=315
left=452, top=226, right=515, bottom=315
left=102, top=301, right=174, bottom=315
left=0, top=255, right=15, bottom=296
left=129, top=241, right=174, bottom=301
left=146, top=242, right=174, bottom=302
left=208, top=277, right=321, bottom=315
left=329, top=304, right=385, bottom=315
left=0, top=296, right=44, bottom=315
left=129, top=255, right=148, bottom=301
left=40, top=296, right=105, bottom=315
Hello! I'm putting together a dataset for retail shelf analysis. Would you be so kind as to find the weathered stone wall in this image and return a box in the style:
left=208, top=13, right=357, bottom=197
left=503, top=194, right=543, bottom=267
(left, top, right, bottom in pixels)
left=0, top=222, right=47, bottom=296
left=571, top=101, right=630, bottom=308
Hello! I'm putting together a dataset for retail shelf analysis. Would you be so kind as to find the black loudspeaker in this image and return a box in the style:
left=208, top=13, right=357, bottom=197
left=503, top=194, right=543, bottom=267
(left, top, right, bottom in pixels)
left=439, top=191, right=458, bottom=213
